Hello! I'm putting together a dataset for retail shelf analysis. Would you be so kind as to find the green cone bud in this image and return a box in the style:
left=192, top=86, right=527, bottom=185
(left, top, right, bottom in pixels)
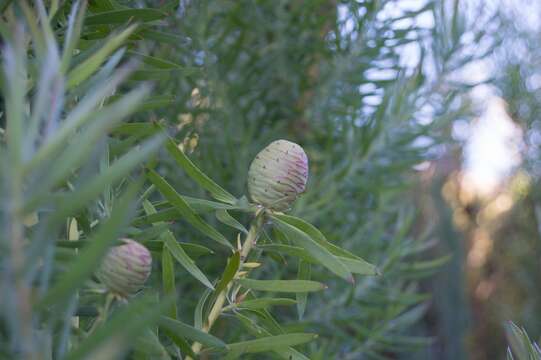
left=97, top=239, right=152, bottom=298
left=248, top=139, right=309, bottom=211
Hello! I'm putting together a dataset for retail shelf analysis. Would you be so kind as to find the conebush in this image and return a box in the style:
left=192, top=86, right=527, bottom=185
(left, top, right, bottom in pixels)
left=0, top=1, right=484, bottom=359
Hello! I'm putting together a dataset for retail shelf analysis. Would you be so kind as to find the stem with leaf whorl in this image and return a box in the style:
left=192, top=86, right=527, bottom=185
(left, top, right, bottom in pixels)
left=188, top=211, right=264, bottom=358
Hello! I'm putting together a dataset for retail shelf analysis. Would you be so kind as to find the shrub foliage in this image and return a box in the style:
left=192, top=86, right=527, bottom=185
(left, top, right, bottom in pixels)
left=0, top=1, right=482, bottom=359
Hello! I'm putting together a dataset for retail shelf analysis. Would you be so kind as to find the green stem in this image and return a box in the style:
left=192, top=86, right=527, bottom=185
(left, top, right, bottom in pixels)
left=188, top=212, right=264, bottom=358
left=89, top=293, right=115, bottom=334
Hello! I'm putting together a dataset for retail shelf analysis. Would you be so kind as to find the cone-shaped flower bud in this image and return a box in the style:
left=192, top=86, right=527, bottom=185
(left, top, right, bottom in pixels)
left=97, top=239, right=152, bottom=298
left=248, top=139, right=308, bottom=211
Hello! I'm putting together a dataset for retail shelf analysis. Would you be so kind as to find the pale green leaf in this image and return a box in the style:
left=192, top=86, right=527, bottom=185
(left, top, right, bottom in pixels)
left=216, top=210, right=248, bottom=234
left=147, top=169, right=233, bottom=249
left=85, top=8, right=167, bottom=25
left=161, top=246, right=177, bottom=319
left=164, top=232, right=214, bottom=290
left=159, top=316, right=227, bottom=349
left=143, top=199, right=214, bottom=289
left=259, top=244, right=378, bottom=275
left=165, top=138, right=237, bottom=204
left=224, top=333, right=317, bottom=357
left=238, top=279, right=326, bottom=293
left=236, top=298, right=297, bottom=310
left=296, top=260, right=310, bottom=320
left=67, top=25, right=136, bottom=89
left=272, top=216, right=353, bottom=282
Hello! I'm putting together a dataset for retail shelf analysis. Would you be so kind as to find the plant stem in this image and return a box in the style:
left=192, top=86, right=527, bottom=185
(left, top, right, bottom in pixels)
left=88, top=293, right=115, bottom=334
left=188, top=212, right=264, bottom=358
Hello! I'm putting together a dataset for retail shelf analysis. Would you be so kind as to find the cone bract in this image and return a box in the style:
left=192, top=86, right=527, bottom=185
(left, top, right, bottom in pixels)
left=248, top=139, right=309, bottom=211
left=97, top=239, right=152, bottom=298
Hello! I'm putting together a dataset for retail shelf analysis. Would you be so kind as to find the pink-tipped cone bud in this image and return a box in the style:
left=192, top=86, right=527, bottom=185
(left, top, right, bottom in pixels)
left=247, top=139, right=309, bottom=211
left=97, top=239, right=152, bottom=298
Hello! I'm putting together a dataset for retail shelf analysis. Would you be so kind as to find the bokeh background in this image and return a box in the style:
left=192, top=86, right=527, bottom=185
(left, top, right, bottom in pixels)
left=411, top=1, right=541, bottom=359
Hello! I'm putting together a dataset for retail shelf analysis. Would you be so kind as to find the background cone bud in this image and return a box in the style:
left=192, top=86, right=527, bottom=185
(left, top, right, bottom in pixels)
left=248, top=139, right=308, bottom=211
left=97, top=239, right=152, bottom=298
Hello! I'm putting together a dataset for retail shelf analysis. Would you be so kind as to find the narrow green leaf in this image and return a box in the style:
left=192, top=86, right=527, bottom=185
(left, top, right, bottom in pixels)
left=61, top=0, right=87, bottom=73
left=161, top=328, right=196, bottom=358
left=133, top=198, right=245, bottom=225
left=272, top=214, right=362, bottom=260
left=272, top=216, right=353, bottom=282
left=89, top=0, right=117, bottom=11
left=153, top=197, right=248, bottom=212
left=137, top=28, right=185, bottom=45
left=3, top=26, right=25, bottom=168
left=130, top=223, right=169, bottom=241
left=72, top=48, right=125, bottom=95
left=147, top=169, right=233, bottom=249
left=195, top=288, right=212, bottom=330
left=133, top=208, right=180, bottom=224
left=35, top=1, right=56, bottom=42
left=39, top=184, right=139, bottom=308
left=26, top=132, right=162, bottom=218
left=24, top=65, right=136, bottom=174
left=224, top=333, right=317, bottom=356
left=272, top=216, right=377, bottom=274
left=134, top=328, right=171, bottom=360
left=216, top=210, right=248, bottom=234
left=164, top=232, right=214, bottom=289
left=19, top=1, right=45, bottom=58
left=112, top=122, right=161, bottom=138
left=27, top=51, right=63, bottom=156
left=238, top=279, right=326, bottom=293
left=85, top=8, right=167, bottom=25
left=67, top=25, right=136, bottom=89
left=161, top=246, right=177, bottom=319
left=178, top=243, right=214, bottom=258
left=258, top=244, right=312, bottom=262
left=253, top=309, right=284, bottom=336
left=214, top=251, right=240, bottom=295
left=127, top=51, right=183, bottom=69
left=143, top=199, right=214, bottom=289
left=296, top=261, right=310, bottom=320
left=340, top=257, right=379, bottom=275
left=159, top=0, right=178, bottom=11
left=504, top=321, right=541, bottom=359
left=235, top=313, right=309, bottom=360
left=236, top=298, right=297, bottom=310
left=259, top=244, right=378, bottom=275
left=133, top=96, right=176, bottom=111
left=109, top=136, right=141, bottom=159
left=165, top=138, right=237, bottom=204
left=36, top=86, right=151, bottom=194
left=159, top=316, right=227, bottom=349
left=130, top=68, right=199, bottom=81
